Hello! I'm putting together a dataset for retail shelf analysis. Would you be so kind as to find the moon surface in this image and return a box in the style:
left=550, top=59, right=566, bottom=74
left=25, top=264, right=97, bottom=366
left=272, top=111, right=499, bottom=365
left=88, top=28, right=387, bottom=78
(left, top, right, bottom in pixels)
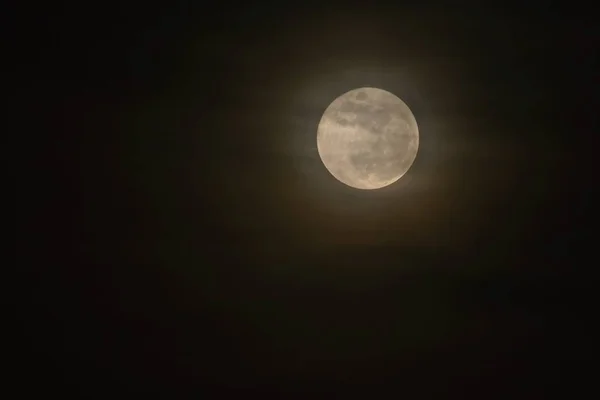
left=317, top=87, right=419, bottom=190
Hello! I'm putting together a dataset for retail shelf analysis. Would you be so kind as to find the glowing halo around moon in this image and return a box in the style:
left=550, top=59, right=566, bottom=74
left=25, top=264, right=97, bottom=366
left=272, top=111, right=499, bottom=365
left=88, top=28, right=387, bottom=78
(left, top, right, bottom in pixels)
left=316, top=87, right=419, bottom=190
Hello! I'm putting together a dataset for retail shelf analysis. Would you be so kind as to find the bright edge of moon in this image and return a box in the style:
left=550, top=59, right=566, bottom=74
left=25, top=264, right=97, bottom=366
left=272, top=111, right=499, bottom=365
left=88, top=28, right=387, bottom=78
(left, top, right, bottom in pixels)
left=316, top=87, right=419, bottom=190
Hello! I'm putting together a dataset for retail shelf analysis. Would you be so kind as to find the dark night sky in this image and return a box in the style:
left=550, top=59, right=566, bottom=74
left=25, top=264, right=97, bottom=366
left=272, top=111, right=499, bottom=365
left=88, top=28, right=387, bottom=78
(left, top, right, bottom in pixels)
left=20, top=1, right=596, bottom=396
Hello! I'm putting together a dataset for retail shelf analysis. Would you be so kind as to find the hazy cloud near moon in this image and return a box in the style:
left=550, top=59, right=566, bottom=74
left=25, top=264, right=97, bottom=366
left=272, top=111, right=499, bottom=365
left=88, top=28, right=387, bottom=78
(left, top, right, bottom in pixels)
left=317, top=87, right=419, bottom=189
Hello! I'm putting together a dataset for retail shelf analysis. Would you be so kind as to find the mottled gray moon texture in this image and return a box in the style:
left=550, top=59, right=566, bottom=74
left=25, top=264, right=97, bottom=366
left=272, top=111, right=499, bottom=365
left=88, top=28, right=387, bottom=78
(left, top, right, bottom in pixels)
left=317, top=87, right=419, bottom=190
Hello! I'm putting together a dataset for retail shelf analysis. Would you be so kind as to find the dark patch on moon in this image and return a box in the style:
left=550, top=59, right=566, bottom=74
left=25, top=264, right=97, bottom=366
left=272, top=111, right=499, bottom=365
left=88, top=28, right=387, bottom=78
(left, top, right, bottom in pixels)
left=337, top=100, right=392, bottom=135
left=335, top=116, right=350, bottom=127
left=349, top=137, right=402, bottom=182
left=348, top=150, right=376, bottom=177
left=356, top=91, right=367, bottom=101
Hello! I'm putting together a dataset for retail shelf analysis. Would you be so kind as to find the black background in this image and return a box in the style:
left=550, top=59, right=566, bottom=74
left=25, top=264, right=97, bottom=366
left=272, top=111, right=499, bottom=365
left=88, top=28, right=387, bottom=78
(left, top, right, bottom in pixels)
left=19, top=1, right=596, bottom=396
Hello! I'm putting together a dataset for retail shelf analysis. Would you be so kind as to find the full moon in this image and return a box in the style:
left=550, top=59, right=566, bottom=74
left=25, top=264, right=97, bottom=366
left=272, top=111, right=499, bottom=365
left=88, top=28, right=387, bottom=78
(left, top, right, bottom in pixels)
left=317, top=87, right=419, bottom=190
